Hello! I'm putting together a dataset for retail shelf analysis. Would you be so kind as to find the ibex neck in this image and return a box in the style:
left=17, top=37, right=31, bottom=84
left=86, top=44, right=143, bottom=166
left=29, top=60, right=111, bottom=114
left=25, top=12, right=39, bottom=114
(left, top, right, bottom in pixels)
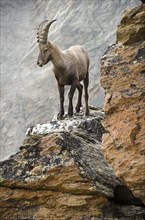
left=51, top=43, right=65, bottom=68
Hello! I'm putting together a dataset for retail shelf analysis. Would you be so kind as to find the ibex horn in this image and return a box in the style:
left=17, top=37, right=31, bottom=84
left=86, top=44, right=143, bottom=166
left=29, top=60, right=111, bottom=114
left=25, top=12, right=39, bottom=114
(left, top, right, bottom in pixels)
left=37, top=19, right=57, bottom=44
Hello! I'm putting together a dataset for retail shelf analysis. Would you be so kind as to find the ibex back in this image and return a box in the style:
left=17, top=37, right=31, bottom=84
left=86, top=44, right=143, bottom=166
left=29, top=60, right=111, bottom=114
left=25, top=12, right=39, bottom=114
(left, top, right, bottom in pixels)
left=37, top=20, right=89, bottom=119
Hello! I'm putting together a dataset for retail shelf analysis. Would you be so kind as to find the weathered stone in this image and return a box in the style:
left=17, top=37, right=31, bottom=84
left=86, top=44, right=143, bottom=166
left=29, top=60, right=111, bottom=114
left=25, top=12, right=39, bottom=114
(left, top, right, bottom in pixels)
left=1, top=110, right=144, bottom=219
left=117, top=4, right=145, bottom=45
left=0, top=111, right=106, bottom=219
left=101, top=4, right=145, bottom=205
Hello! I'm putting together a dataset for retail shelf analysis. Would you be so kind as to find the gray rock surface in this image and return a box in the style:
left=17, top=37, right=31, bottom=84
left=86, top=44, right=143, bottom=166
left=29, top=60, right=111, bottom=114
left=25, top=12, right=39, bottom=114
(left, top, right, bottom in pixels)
left=25, top=109, right=119, bottom=197
left=0, top=0, right=139, bottom=160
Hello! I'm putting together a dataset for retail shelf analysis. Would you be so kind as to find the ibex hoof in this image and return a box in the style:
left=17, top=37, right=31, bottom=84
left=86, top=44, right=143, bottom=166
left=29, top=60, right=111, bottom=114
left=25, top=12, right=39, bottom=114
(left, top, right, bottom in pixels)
left=85, top=110, right=89, bottom=116
left=68, top=111, right=73, bottom=117
left=75, top=106, right=80, bottom=113
left=57, top=113, right=64, bottom=120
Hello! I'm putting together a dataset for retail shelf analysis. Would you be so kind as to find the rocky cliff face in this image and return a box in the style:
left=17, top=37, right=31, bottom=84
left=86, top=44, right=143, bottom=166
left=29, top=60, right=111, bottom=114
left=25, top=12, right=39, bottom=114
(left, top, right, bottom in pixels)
left=0, top=0, right=139, bottom=161
left=100, top=4, right=145, bottom=205
left=0, top=109, right=145, bottom=219
left=0, top=2, right=145, bottom=220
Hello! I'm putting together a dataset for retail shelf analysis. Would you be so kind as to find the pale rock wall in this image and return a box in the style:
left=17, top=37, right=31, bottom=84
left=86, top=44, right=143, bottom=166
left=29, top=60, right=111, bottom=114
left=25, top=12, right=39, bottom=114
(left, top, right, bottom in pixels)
left=0, top=0, right=139, bottom=161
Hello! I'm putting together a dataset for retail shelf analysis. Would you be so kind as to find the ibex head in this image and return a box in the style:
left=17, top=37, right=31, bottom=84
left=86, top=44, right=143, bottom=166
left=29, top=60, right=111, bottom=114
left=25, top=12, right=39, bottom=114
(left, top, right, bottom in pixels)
left=37, top=19, right=56, bottom=67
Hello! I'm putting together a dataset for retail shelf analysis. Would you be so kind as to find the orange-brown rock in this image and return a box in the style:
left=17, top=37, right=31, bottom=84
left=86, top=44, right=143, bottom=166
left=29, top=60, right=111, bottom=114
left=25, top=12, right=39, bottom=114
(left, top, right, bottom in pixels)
left=117, top=4, right=145, bottom=45
left=101, top=4, right=145, bottom=205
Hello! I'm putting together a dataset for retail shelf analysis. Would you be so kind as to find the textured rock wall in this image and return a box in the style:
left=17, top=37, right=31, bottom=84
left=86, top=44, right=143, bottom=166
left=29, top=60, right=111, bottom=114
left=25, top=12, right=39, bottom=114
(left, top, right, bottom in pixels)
left=100, top=4, right=145, bottom=204
left=0, top=0, right=139, bottom=161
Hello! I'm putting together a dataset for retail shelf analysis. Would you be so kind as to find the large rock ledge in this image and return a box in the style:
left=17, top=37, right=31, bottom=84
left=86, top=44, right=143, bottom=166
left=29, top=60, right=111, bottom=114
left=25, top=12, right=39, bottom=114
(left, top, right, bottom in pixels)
left=0, top=110, right=145, bottom=219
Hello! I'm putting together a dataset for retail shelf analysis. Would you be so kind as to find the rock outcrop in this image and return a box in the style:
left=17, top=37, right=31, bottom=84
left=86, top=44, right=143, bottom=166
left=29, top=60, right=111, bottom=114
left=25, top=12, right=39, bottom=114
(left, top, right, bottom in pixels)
left=100, top=4, right=145, bottom=205
left=0, top=110, right=145, bottom=219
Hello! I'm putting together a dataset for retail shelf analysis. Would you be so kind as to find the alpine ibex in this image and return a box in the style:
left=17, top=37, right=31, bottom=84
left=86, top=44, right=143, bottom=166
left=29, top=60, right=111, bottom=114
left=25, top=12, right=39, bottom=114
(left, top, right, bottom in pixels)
left=37, top=20, right=89, bottom=119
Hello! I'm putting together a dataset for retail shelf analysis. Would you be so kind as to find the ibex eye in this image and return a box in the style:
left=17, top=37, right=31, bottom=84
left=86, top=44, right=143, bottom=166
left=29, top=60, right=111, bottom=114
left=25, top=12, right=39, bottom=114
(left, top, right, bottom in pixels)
left=44, top=48, right=48, bottom=52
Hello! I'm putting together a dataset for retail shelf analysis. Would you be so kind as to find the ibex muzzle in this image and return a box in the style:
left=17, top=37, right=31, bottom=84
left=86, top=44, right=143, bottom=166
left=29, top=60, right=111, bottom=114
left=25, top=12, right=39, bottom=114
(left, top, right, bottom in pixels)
left=37, top=43, right=52, bottom=67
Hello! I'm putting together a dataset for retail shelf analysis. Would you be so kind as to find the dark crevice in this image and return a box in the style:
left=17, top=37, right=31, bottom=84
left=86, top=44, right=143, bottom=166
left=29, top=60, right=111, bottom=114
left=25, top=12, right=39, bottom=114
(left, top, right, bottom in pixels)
left=111, top=185, right=144, bottom=206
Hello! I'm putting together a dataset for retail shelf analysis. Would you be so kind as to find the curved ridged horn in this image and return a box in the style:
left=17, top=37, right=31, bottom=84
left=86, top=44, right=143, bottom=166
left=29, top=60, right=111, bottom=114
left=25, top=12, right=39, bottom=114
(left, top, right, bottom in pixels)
left=37, top=19, right=57, bottom=44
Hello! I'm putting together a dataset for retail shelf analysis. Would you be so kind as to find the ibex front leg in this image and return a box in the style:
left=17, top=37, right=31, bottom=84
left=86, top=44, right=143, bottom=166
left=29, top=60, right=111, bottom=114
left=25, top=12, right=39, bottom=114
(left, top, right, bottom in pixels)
left=68, top=81, right=77, bottom=117
left=75, top=82, right=83, bottom=113
left=57, top=82, right=64, bottom=120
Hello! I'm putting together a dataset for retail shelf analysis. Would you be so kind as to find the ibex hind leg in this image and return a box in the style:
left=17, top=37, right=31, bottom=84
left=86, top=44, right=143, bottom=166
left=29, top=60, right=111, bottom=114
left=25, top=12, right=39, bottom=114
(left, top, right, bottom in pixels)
left=83, top=73, right=89, bottom=116
left=75, top=82, right=83, bottom=113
